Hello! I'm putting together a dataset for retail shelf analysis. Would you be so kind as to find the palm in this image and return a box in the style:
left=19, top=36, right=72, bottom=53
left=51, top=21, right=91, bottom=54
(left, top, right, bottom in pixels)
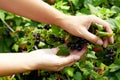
left=30, top=45, right=87, bottom=71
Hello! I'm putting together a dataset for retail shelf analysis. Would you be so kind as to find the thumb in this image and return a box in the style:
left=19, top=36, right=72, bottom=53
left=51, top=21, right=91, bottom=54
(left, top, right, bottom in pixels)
left=82, top=30, right=103, bottom=45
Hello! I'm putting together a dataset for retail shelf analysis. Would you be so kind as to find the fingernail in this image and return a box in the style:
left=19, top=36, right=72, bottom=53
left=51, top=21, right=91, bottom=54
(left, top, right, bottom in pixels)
left=74, top=56, right=80, bottom=60
left=96, top=40, right=103, bottom=45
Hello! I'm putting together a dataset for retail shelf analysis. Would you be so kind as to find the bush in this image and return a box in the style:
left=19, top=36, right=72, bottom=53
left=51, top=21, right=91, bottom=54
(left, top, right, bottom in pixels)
left=0, top=0, right=120, bottom=80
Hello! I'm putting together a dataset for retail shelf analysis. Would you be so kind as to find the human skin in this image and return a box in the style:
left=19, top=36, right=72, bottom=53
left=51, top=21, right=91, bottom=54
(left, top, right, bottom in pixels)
left=0, top=0, right=114, bottom=76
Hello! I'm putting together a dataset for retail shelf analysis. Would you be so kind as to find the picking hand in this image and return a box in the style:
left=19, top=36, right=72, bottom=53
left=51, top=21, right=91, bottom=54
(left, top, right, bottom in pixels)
left=59, top=15, right=114, bottom=47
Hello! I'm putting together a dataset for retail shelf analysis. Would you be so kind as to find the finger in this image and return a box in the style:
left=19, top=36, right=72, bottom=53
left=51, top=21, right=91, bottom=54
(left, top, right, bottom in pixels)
left=57, top=47, right=87, bottom=67
left=81, top=29, right=103, bottom=45
left=58, top=55, right=76, bottom=67
left=90, top=15, right=114, bottom=43
left=59, top=46, right=87, bottom=67
left=51, top=47, right=59, bottom=54
left=67, top=62, right=75, bottom=67
left=55, top=62, right=75, bottom=71
left=103, top=38, right=108, bottom=48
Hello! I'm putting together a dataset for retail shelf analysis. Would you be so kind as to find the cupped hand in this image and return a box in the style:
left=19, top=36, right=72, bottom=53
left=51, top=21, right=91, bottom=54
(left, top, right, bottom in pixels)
left=60, top=15, right=114, bottom=47
left=29, top=45, right=87, bottom=71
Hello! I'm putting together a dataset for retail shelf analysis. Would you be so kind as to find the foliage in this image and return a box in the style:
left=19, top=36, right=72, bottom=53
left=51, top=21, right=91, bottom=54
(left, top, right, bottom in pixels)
left=0, top=0, right=120, bottom=80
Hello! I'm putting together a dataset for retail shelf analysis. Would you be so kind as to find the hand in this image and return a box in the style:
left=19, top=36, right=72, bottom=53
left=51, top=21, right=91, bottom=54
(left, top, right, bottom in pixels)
left=59, top=15, right=114, bottom=47
left=29, top=45, right=87, bottom=71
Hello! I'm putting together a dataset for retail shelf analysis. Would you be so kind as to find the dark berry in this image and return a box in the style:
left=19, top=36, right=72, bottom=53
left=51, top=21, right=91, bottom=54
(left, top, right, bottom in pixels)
left=70, top=43, right=76, bottom=50
left=109, top=56, right=114, bottom=60
left=49, top=34, right=55, bottom=38
left=77, top=47, right=82, bottom=51
left=67, top=42, right=72, bottom=48
left=58, top=38, right=65, bottom=43
left=104, top=54, right=109, bottom=58
left=54, top=37, right=59, bottom=41
left=35, top=40, right=40, bottom=45
left=27, top=41, right=31, bottom=45
left=44, top=24, right=51, bottom=30
left=37, top=26, right=43, bottom=29
left=75, top=44, right=80, bottom=49
left=42, top=39, right=47, bottom=44
left=6, top=28, right=10, bottom=32
left=32, top=32, right=36, bottom=37
left=107, top=49, right=114, bottom=54
left=36, top=36, right=40, bottom=40
left=37, top=33, right=40, bottom=37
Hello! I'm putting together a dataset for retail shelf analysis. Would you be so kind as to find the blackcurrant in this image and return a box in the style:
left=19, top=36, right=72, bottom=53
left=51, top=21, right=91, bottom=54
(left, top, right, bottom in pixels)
left=35, top=40, right=40, bottom=45
left=37, top=33, right=40, bottom=37
left=107, top=49, right=114, bottom=54
left=58, top=38, right=65, bottom=43
left=27, top=41, right=31, bottom=45
left=44, top=24, right=51, bottom=30
left=37, top=26, right=43, bottom=29
left=49, top=34, right=55, bottom=38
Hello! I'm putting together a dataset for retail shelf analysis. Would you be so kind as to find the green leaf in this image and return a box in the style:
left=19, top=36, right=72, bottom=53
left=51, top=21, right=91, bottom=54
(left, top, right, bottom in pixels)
left=63, top=67, right=75, bottom=77
left=51, top=25, right=61, bottom=36
left=87, top=51, right=97, bottom=59
left=85, top=61, right=94, bottom=69
left=115, top=71, right=120, bottom=80
left=14, top=17, right=22, bottom=26
left=109, top=64, right=120, bottom=72
left=0, top=37, right=13, bottom=52
left=12, top=44, right=19, bottom=52
left=74, top=71, right=82, bottom=80
left=38, top=41, right=46, bottom=47
left=57, top=45, right=70, bottom=56
left=106, top=19, right=118, bottom=30
left=111, top=6, right=120, bottom=13
left=96, top=31, right=114, bottom=38
left=81, top=68, right=90, bottom=76
left=71, top=0, right=79, bottom=6
left=0, top=10, right=5, bottom=21
left=0, top=77, right=3, bottom=80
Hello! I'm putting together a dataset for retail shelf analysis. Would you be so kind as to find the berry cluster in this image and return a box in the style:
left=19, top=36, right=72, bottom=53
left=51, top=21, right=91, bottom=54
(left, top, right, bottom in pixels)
left=49, top=34, right=65, bottom=43
left=67, top=37, right=88, bottom=51
left=103, top=48, right=116, bottom=65
left=37, top=24, right=51, bottom=30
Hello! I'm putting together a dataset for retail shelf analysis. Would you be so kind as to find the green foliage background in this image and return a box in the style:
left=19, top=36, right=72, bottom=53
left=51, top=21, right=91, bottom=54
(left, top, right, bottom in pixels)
left=0, top=0, right=120, bottom=80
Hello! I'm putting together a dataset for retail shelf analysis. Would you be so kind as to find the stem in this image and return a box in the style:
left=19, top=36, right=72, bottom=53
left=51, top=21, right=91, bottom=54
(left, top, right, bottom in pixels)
left=65, top=74, right=70, bottom=80
left=69, top=0, right=74, bottom=15
left=2, top=20, right=15, bottom=32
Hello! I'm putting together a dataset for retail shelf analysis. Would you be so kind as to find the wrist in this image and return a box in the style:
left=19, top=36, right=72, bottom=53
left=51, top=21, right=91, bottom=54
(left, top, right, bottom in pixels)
left=52, top=13, right=67, bottom=26
left=28, top=50, right=44, bottom=70
left=55, top=14, right=72, bottom=30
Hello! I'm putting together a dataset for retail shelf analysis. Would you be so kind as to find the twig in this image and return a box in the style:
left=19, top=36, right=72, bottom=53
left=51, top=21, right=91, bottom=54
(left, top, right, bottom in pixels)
left=66, top=74, right=70, bottom=80
left=2, top=20, right=15, bottom=32
left=69, top=0, right=75, bottom=15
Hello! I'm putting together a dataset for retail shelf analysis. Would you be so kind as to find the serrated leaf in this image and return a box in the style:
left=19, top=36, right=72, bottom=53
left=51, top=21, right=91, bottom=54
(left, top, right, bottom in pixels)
left=57, top=45, right=70, bottom=56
